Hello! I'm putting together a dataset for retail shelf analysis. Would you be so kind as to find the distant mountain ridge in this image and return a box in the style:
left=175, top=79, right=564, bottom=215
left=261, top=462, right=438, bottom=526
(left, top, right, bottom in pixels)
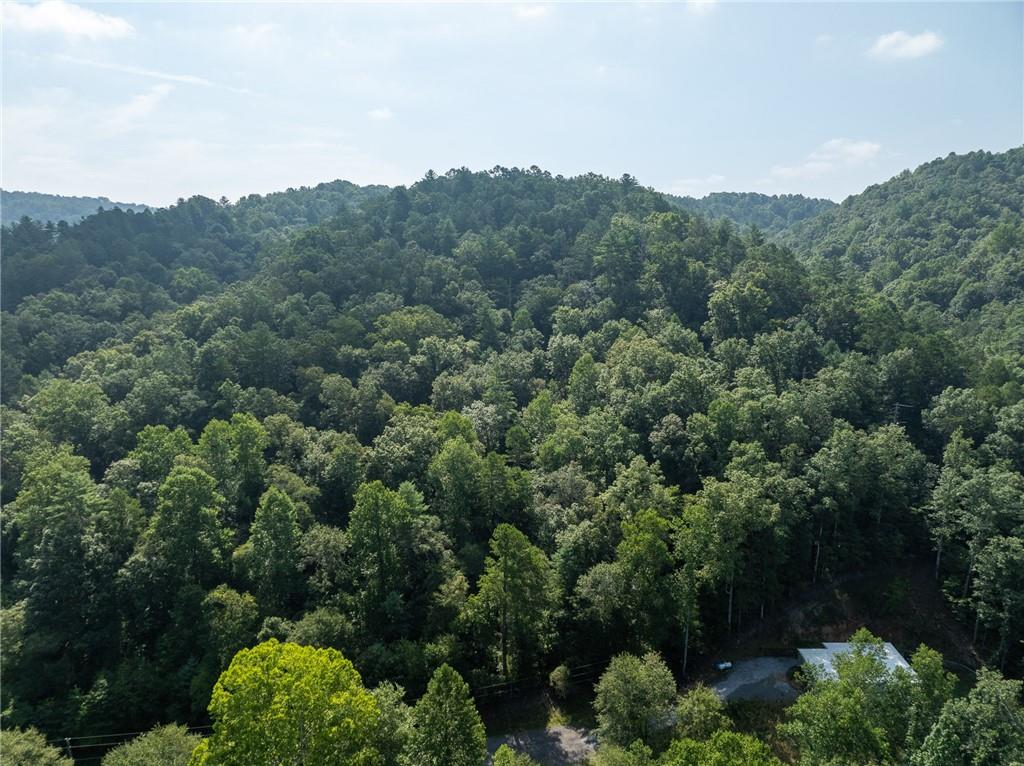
left=1, top=183, right=840, bottom=237
left=2, top=180, right=392, bottom=230
left=1, top=190, right=150, bottom=226
left=776, top=147, right=1024, bottom=338
left=665, top=190, right=837, bottom=235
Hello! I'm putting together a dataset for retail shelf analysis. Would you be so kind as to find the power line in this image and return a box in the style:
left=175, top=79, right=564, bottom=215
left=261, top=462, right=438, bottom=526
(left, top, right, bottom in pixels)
left=48, top=724, right=210, bottom=746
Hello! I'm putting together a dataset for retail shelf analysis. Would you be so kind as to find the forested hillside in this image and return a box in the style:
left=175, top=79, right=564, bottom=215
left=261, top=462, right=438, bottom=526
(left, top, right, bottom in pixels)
left=666, top=191, right=836, bottom=235
left=0, top=180, right=386, bottom=402
left=1, top=190, right=150, bottom=226
left=780, top=148, right=1024, bottom=348
left=2, top=154, right=1023, bottom=765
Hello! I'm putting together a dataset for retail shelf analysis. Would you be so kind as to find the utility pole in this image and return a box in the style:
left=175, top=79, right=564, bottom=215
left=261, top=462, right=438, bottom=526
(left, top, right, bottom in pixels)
left=891, top=402, right=912, bottom=425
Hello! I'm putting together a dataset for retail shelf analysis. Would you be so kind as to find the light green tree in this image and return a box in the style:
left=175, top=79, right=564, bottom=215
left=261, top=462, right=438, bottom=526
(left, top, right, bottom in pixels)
left=492, top=745, right=540, bottom=766
left=102, top=724, right=200, bottom=766
left=660, top=730, right=783, bottom=766
left=905, top=645, right=956, bottom=751
left=188, top=640, right=380, bottom=766
left=594, top=651, right=677, bottom=750
left=675, top=683, right=732, bottom=741
left=0, top=727, right=73, bottom=766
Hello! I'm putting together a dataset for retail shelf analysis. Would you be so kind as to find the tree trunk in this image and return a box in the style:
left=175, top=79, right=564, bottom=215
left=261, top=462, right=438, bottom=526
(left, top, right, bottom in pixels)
left=962, top=552, right=975, bottom=599
left=501, top=558, right=510, bottom=679
left=813, top=521, right=823, bottom=583
left=682, top=622, right=690, bottom=676
left=727, top=579, right=734, bottom=632
left=934, top=542, right=942, bottom=580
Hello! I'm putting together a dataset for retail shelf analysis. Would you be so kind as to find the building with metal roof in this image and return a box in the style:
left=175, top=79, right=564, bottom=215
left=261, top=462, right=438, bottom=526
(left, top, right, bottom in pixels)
left=797, top=641, right=913, bottom=680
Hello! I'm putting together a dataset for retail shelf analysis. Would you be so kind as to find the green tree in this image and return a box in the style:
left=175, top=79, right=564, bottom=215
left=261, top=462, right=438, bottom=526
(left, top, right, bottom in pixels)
left=492, top=745, right=540, bottom=766
left=779, top=681, right=889, bottom=765
left=348, top=481, right=416, bottom=632
left=25, top=378, right=121, bottom=463
left=594, top=652, right=677, bottom=750
left=144, top=466, right=231, bottom=589
left=973, top=536, right=1024, bottom=669
left=912, top=668, right=1024, bottom=766
left=778, top=629, right=920, bottom=765
left=568, top=352, right=602, bottom=414
left=469, top=524, right=557, bottom=678
left=229, top=413, right=269, bottom=520
left=614, top=510, right=676, bottom=648
left=202, top=586, right=260, bottom=669
left=675, top=683, right=732, bottom=741
left=595, top=215, right=644, bottom=317
left=404, top=664, right=486, bottom=766
left=188, top=640, right=380, bottom=766
left=427, top=437, right=486, bottom=548
left=196, top=419, right=240, bottom=508
left=0, top=727, right=73, bottom=766
left=130, top=424, right=194, bottom=484
left=905, top=645, right=956, bottom=752
left=102, top=724, right=200, bottom=766
left=7, top=449, right=127, bottom=729
left=660, top=731, right=783, bottom=766
left=371, top=682, right=412, bottom=766
left=249, top=487, right=302, bottom=613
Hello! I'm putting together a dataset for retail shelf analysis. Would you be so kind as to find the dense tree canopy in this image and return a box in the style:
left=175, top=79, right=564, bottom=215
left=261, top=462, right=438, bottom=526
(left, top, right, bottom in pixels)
left=2, top=151, right=1023, bottom=764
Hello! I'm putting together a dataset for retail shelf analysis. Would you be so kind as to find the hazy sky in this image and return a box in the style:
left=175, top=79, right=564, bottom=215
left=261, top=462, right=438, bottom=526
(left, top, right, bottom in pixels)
left=3, top=1, right=1022, bottom=205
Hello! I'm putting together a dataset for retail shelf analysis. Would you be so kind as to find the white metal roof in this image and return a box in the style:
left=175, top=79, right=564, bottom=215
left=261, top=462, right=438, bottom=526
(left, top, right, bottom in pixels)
left=797, top=642, right=913, bottom=680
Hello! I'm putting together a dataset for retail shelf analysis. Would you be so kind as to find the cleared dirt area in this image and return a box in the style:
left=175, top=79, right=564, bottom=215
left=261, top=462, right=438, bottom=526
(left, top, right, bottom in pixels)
left=487, top=726, right=597, bottom=765
left=711, top=657, right=799, bottom=702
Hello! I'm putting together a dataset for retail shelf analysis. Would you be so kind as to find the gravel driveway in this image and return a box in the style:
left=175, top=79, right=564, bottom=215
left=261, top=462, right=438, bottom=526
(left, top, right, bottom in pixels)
left=711, top=656, right=799, bottom=702
left=487, top=726, right=597, bottom=765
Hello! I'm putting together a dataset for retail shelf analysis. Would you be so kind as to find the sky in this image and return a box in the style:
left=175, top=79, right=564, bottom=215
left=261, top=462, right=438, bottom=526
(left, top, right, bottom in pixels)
left=2, top=1, right=1022, bottom=206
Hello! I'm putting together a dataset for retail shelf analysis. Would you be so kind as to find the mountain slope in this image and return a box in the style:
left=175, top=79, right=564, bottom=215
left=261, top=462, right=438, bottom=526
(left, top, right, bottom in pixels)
left=778, top=148, right=1024, bottom=319
left=666, top=191, right=836, bottom=235
left=1, top=190, right=150, bottom=226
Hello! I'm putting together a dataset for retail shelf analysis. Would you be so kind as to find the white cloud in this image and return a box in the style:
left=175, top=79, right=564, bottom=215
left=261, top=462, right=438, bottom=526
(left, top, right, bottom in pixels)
left=813, top=138, right=881, bottom=163
left=367, top=107, right=393, bottom=121
left=56, top=55, right=250, bottom=93
left=103, top=84, right=173, bottom=135
left=770, top=138, right=881, bottom=181
left=228, top=23, right=278, bottom=50
left=868, top=30, right=944, bottom=60
left=815, top=33, right=833, bottom=47
left=2, top=0, right=133, bottom=40
left=667, top=174, right=726, bottom=198
left=516, top=5, right=550, bottom=20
